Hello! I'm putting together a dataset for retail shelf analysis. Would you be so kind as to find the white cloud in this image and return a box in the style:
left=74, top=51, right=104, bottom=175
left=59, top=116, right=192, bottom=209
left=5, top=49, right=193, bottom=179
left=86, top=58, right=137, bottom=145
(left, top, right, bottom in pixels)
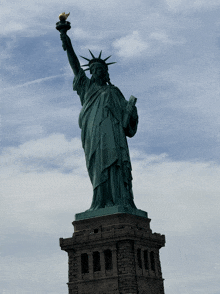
left=1, top=134, right=84, bottom=175
left=113, top=29, right=185, bottom=58
left=149, top=31, right=185, bottom=45
left=131, top=149, right=220, bottom=234
left=72, top=27, right=105, bottom=41
left=157, top=58, right=220, bottom=138
left=113, top=31, right=149, bottom=58
left=0, top=135, right=91, bottom=234
left=0, top=253, right=68, bottom=294
left=0, top=171, right=91, bottom=234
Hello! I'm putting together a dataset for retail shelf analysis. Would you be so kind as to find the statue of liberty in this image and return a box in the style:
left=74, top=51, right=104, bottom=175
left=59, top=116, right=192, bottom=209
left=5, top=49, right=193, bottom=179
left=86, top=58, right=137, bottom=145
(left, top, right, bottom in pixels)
left=57, top=14, right=142, bottom=216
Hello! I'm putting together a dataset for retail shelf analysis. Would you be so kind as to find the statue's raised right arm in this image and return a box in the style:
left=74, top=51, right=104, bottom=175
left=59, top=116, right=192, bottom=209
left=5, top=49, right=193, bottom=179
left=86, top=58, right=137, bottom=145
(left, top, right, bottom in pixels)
left=60, top=33, right=81, bottom=76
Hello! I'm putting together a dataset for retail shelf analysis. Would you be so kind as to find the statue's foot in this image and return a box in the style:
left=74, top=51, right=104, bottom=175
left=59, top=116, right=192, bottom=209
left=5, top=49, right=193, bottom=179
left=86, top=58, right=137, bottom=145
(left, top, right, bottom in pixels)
left=86, top=205, right=105, bottom=212
left=86, top=202, right=114, bottom=212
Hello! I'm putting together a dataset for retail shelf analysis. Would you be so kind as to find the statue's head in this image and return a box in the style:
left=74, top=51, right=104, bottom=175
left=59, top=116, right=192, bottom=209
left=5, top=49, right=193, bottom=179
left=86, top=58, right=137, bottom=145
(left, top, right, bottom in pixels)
left=90, top=61, right=108, bottom=74
left=80, top=50, right=116, bottom=85
left=90, top=62, right=109, bottom=84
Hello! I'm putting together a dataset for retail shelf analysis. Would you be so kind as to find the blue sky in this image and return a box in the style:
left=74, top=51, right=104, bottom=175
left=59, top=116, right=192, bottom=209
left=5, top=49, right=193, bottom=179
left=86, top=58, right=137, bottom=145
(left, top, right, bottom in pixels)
left=1, top=0, right=220, bottom=293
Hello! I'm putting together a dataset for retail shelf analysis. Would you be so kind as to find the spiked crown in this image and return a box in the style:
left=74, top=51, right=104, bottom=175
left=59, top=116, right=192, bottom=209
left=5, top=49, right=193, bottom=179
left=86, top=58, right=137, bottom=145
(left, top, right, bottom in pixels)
left=80, top=50, right=116, bottom=72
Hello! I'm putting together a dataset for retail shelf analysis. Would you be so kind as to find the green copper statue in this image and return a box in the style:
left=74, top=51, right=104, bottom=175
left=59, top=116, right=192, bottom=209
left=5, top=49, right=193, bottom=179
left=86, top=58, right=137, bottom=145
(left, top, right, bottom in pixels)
left=56, top=15, right=144, bottom=217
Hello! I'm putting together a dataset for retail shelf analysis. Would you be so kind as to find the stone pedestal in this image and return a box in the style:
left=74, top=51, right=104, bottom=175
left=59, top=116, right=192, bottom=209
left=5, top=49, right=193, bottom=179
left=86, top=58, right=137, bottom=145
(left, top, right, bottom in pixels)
left=60, top=213, right=165, bottom=294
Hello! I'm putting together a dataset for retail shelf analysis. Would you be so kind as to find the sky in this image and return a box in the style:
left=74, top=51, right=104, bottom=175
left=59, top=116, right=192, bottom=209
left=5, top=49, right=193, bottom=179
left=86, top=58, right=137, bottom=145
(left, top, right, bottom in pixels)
left=1, top=0, right=220, bottom=293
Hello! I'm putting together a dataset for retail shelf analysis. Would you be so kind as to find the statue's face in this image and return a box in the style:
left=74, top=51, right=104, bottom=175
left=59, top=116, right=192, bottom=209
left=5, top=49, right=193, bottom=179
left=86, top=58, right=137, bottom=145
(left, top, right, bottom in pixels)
left=91, top=63, right=109, bottom=84
left=91, top=63, right=107, bottom=76
left=93, top=66, right=105, bottom=78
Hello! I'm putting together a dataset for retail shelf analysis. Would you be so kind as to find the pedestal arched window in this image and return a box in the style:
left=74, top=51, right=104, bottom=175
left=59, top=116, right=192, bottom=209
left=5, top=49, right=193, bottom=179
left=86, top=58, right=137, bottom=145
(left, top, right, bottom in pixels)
left=150, top=251, right=155, bottom=271
left=137, top=248, right=142, bottom=269
left=81, top=253, right=89, bottom=274
left=104, top=249, right=113, bottom=270
left=93, top=251, right=101, bottom=272
left=144, top=250, right=149, bottom=270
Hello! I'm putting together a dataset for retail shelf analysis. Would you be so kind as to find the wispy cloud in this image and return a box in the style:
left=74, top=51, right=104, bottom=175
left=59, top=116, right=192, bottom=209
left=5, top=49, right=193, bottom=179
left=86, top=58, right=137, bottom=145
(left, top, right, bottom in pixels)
left=1, top=74, right=67, bottom=92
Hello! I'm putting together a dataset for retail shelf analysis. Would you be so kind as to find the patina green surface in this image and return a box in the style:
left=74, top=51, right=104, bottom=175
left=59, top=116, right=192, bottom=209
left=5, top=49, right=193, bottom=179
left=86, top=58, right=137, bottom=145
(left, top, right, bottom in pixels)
left=57, top=17, right=147, bottom=219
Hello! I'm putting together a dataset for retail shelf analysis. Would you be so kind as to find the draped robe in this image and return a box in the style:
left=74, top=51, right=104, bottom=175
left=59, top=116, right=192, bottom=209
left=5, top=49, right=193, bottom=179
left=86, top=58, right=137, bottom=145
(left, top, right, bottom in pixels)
left=73, top=69, right=138, bottom=210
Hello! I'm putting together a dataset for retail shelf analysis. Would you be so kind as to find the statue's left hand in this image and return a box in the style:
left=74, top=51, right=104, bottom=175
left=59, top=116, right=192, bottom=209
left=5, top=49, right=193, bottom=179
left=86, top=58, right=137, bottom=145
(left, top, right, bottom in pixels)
left=131, top=106, right=138, bottom=120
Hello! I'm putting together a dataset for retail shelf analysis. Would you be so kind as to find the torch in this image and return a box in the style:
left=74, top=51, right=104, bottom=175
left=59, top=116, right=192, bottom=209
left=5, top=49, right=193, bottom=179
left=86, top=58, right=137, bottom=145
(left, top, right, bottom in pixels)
left=56, top=13, right=71, bottom=51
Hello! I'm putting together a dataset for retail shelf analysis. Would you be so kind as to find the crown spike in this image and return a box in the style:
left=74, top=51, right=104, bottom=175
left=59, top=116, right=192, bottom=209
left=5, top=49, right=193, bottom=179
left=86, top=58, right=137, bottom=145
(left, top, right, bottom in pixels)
left=106, top=62, right=117, bottom=66
left=104, top=55, right=111, bottom=61
left=80, top=55, right=91, bottom=62
left=89, top=49, right=96, bottom=59
left=98, top=50, right=102, bottom=59
left=80, top=51, right=116, bottom=70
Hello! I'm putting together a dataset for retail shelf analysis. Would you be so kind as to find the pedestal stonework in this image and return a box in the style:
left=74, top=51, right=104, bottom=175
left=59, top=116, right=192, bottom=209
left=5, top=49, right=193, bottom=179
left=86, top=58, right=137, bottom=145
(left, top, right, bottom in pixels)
left=60, top=213, right=165, bottom=294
